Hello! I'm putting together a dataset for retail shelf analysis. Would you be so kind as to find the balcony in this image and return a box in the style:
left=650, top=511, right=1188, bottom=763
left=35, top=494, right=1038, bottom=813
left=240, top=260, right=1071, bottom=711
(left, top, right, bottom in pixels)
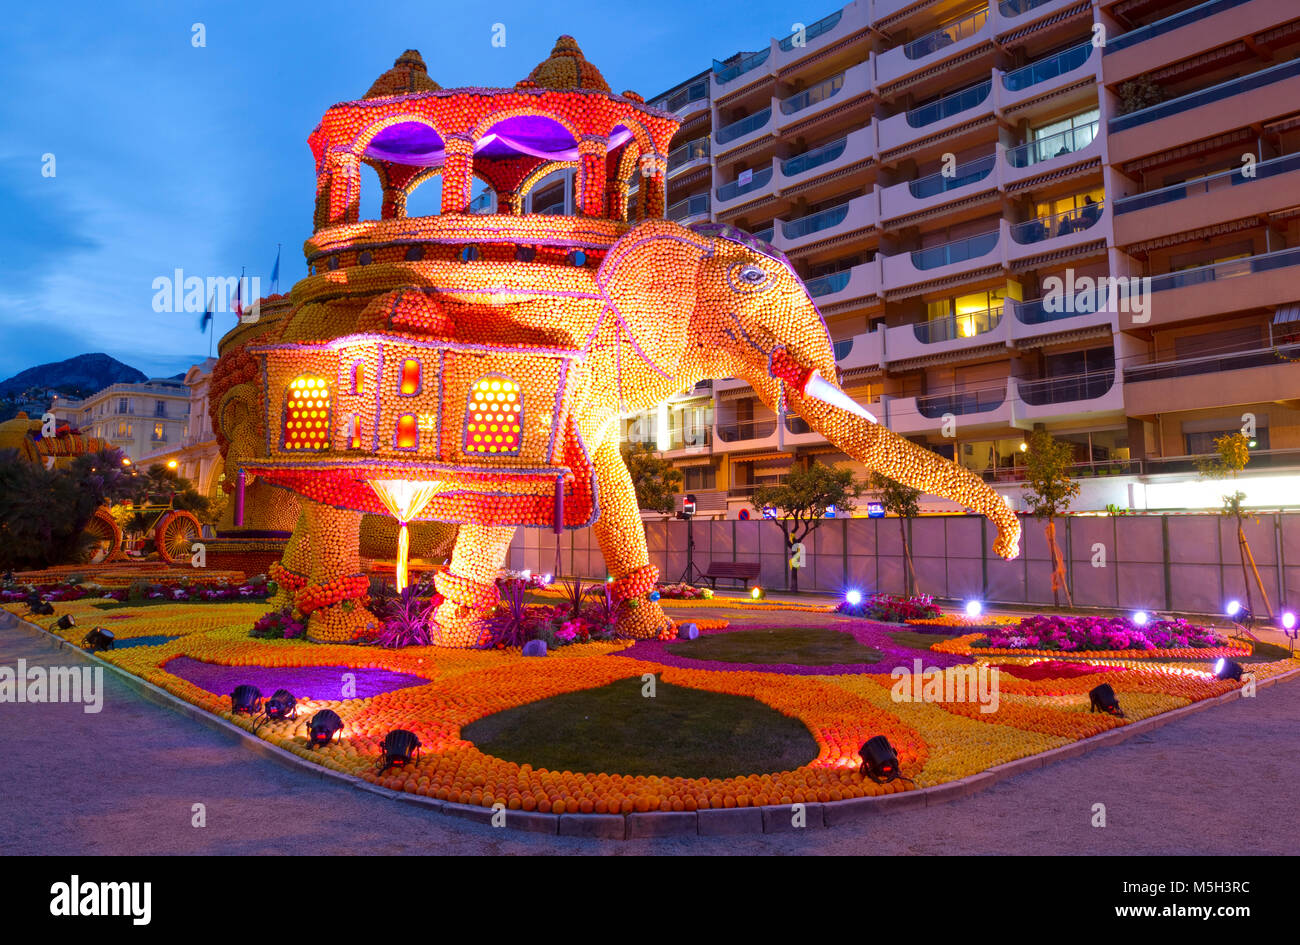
left=717, top=419, right=779, bottom=443
left=1120, top=246, right=1300, bottom=328
left=876, top=7, right=991, bottom=87
left=1001, top=120, right=1100, bottom=187
left=1123, top=345, right=1300, bottom=416
left=777, top=61, right=871, bottom=131
left=714, top=105, right=775, bottom=151
left=1108, top=57, right=1300, bottom=163
left=1007, top=202, right=1105, bottom=260
left=878, top=80, right=993, bottom=152
left=1001, top=42, right=1096, bottom=102
left=1106, top=0, right=1253, bottom=55
left=651, top=78, right=710, bottom=120
left=667, top=137, right=710, bottom=177
left=1008, top=293, right=1109, bottom=341
left=881, top=153, right=995, bottom=220
left=776, top=126, right=873, bottom=189
left=998, top=0, right=1069, bottom=18
left=882, top=307, right=1008, bottom=365
left=884, top=381, right=1014, bottom=435
left=713, top=48, right=771, bottom=86
left=802, top=259, right=880, bottom=307
left=908, top=8, right=989, bottom=60
left=907, top=80, right=991, bottom=129
left=883, top=228, right=1000, bottom=291
left=715, top=162, right=776, bottom=209
left=467, top=191, right=496, bottom=214
left=1015, top=368, right=1118, bottom=408
left=1103, top=0, right=1281, bottom=84
left=835, top=326, right=884, bottom=370
left=774, top=193, right=874, bottom=250
left=666, top=192, right=710, bottom=223
left=777, top=9, right=845, bottom=54
left=780, top=72, right=843, bottom=116
left=913, top=307, right=1003, bottom=344
left=1113, top=152, right=1300, bottom=247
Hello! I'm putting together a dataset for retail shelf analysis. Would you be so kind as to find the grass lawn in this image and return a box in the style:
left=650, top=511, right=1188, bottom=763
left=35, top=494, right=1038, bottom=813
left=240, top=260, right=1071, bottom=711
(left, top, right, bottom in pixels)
left=462, top=676, right=820, bottom=779
left=89, top=598, right=266, bottom=610
left=663, top=626, right=883, bottom=666
left=887, top=630, right=961, bottom=651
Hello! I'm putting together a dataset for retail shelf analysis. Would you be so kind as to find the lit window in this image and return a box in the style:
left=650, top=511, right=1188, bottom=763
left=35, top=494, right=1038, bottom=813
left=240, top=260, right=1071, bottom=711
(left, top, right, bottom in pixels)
left=283, top=375, right=331, bottom=451
left=348, top=414, right=363, bottom=450
left=399, top=359, right=421, bottom=395
left=395, top=414, right=418, bottom=449
left=351, top=361, right=365, bottom=394
left=465, top=375, right=522, bottom=456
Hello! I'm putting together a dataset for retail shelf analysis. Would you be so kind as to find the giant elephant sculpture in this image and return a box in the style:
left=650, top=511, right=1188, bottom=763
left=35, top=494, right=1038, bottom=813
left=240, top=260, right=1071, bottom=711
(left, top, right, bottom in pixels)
left=238, top=216, right=1019, bottom=644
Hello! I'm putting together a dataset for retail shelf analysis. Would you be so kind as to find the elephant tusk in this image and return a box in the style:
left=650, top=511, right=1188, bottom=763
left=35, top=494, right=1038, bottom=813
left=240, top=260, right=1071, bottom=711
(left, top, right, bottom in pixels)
left=803, top=371, right=878, bottom=423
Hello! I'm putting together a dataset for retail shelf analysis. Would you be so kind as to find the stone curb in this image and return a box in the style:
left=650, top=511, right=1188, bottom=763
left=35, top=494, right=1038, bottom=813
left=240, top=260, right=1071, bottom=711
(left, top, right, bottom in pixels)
left=5, top=609, right=1297, bottom=839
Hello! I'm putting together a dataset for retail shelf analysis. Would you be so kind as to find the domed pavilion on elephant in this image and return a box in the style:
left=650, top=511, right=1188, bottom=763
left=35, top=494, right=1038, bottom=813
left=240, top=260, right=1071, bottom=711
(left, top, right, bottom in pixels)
left=212, top=37, right=1020, bottom=648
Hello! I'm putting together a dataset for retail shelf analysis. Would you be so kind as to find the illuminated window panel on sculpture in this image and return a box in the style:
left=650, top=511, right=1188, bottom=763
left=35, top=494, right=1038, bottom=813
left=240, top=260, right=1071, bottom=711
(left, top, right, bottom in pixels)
left=465, top=376, right=522, bottom=457
left=283, top=376, right=331, bottom=451
left=347, top=414, right=364, bottom=450
left=350, top=360, right=365, bottom=395
left=395, top=414, right=418, bottom=450
left=398, top=358, right=421, bottom=395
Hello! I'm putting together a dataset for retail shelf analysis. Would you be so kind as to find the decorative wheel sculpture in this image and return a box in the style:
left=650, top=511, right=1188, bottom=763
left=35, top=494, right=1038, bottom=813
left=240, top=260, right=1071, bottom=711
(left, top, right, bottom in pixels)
left=81, top=506, right=123, bottom=563
left=155, top=510, right=202, bottom=565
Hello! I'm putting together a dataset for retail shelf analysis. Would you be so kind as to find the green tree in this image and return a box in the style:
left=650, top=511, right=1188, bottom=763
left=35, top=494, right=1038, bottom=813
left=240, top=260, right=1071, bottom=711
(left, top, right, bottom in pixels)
left=130, top=463, right=211, bottom=518
left=869, top=472, right=922, bottom=596
left=621, top=443, right=683, bottom=516
left=751, top=462, right=867, bottom=593
left=1198, top=431, right=1271, bottom=619
left=1021, top=429, right=1079, bottom=607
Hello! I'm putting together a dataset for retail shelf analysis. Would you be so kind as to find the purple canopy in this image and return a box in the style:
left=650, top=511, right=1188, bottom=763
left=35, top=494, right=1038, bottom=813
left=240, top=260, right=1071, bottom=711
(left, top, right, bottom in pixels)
left=364, top=115, right=633, bottom=167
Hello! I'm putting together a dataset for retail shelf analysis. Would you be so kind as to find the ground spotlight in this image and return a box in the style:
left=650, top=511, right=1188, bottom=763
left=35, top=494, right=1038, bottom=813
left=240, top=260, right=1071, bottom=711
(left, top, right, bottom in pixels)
left=307, top=709, right=344, bottom=747
left=1132, top=610, right=1148, bottom=627
left=965, top=600, right=983, bottom=618
left=230, top=684, right=263, bottom=716
left=1281, top=611, right=1296, bottom=633
left=264, top=688, right=297, bottom=720
left=1089, top=683, right=1125, bottom=717
left=377, top=729, right=422, bottom=773
left=859, top=735, right=900, bottom=784
left=55, top=614, right=76, bottom=631
left=81, top=627, right=115, bottom=652
left=750, top=586, right=765, bottom=600
left=845, top=589, right=862, bottom=607
left=28, top=598, right=54, bottom=616
left=1214, top=658, right=1244, bottom=681
left=540, top=573, right=552, bottom=585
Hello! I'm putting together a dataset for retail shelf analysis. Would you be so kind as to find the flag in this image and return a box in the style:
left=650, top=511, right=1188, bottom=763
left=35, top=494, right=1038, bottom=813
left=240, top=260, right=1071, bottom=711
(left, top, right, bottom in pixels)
left=199, top=288, right=216, bottom=332
left=270, top=246, right=281, bottom=294
left=233, top=274, right=243, bottom=319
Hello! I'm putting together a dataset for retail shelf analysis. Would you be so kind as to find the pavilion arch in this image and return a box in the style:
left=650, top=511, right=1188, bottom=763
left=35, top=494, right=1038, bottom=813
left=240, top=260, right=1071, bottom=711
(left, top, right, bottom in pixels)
left=350, top=113, right=447, bottom=161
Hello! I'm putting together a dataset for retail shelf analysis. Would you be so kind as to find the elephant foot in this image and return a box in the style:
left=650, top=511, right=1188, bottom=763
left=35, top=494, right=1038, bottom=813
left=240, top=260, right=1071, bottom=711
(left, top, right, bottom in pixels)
left=432, top=571, right=500, bottom=648
left=609, top=565, right=668, bottom=639
left=306, top=600, right=378, bottom=643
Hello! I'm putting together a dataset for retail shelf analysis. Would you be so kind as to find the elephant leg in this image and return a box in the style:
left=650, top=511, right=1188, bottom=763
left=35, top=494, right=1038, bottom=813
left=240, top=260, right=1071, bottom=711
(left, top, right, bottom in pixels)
left=433, top=522, right=514, bottom=647
left=269, top=509, right=311, bottom=609
left=299, top=500, right=372, bottom=643
left=590, top=437, right=671, bottom=639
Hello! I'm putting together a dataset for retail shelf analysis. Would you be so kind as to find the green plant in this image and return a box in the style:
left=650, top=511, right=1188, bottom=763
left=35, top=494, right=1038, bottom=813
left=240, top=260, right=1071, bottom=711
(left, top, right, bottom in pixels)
left=868, top=472, right=922, bottom=596
left=751, top=462, right=867, bottom=593
left=1198, top=432, right=1271, bottom=618
left=621, top=442, right=684, bottom=515
left=1021, top=429, right=1080, bottom=607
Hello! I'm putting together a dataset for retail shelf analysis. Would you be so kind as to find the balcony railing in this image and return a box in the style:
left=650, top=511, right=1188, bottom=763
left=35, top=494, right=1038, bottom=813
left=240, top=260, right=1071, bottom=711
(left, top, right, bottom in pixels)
left=908, top=154, right=995, bottom=199
left=716, top=165, right=774, bottom=203
left=910, top=229, right=999, bottom=270
left=907, top=80, right=992, bottom=128
left=999, top=0, right=1056, bottom=16
left=781, top=72, right=846, bottom=115
left=1009, top=202, right=1104, bottom=244
left=666, top=193, right=711, bottom=221
left=1011, top=293, right=1100, bottom=325
left=913, top=307, right=1002, bottom=343
left=1017, top=369, right=1115, bottom=406
left=1145, top=246, right=1300, bottom=294
left=1105, top=0, right=1252, bottom=55
left=1143, top=447, right=1300, bottom=475
left=718, top=420, right=778, bottom=442
left=905, top=7, right=989, bottom=60
left=1124, top=344, right=1300, bottom=383
left=916, top=385, right=1006, bottom=419
left=1113, top=152, right=1300, bottom=215
left=1003, top=42, right=1093, bottom=92
left=1110, top=57, right=1300, bottom=133
left=667, top=137, right=710, bottom=172
left=652, top=79, right=709, bottom=113
left=753, top=226, right=775, bottom=243
left=1005, top=121, right=1098, bottom=168
left=782, top=137, right=847, bottom=177
left=716, top=107, right=772, bottom=145
left=805, top=270, right=851, bottom=297
left=778, top=10, right=843, bottom=51
left=714, top=49, right=770, bottom=84
left=782, top=202, right=851, bottom=239
left=833, top=337, right=854, bottom=361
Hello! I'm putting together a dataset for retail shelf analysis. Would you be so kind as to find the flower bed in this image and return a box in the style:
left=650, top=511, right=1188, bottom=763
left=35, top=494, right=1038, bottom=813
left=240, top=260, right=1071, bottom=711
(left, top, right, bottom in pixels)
left=837, top=593, right=940, bottom=622
left=933, top=628, right=1251, bottom=660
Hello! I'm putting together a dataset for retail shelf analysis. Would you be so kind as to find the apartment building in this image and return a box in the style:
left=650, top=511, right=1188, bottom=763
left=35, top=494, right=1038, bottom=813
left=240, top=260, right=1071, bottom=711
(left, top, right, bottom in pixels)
left=50, top=377, right=190, bottom=464
left=136, top=358, right=223, bottom=495
left=628, top=0, right=1300, bottom=516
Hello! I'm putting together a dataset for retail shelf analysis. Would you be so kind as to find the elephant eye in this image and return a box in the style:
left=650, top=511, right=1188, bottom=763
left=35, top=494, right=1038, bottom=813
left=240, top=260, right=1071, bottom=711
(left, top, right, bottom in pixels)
left=739, top=264, right=767, bottom=285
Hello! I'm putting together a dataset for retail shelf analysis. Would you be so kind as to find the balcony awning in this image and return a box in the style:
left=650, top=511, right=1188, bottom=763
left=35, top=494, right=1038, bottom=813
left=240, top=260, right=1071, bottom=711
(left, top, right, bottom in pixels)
left=1273, top=303, right=1300, bottom=325
left=718, top=384, right=757, bottom=402
left=734, top=450, right=792, bottom=465
left=672, top=455, right=716, bottom=468
left=997, top=1, right=1091, bottom=45
left=1122, top=129, right=1252, bottom=174
left=1127, top=215, right=1263, bottom=255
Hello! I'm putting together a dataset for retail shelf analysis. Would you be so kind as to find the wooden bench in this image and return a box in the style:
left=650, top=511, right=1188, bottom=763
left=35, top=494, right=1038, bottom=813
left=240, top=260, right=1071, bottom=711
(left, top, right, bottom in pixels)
left=703, top=560, right=761, bottom=590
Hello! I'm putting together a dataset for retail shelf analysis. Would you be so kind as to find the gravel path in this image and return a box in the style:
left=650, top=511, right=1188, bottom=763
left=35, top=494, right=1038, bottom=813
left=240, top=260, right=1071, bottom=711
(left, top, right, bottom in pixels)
left=2, top=621, right=1295, bottom=855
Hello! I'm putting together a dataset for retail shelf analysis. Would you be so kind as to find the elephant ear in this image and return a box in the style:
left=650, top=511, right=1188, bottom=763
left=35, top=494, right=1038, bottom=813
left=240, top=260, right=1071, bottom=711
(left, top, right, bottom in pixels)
left=597, top=220, right=712, bottom=375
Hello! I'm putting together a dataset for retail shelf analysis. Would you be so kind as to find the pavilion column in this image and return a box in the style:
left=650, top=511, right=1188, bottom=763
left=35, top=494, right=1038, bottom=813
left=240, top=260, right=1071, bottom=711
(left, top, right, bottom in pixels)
left=381, top=186, right=407, bottom=219
left=576, top=135, right=608, bottom=217
left=319, top=150, right=362, bottom=229
left=635, top=155, right=667, bottom=220
left=440, top=135, right=476, bottom=214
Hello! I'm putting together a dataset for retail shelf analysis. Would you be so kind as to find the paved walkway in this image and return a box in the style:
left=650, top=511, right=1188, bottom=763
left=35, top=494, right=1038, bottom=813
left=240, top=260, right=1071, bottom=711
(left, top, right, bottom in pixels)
left=2, top=622, right=1295, bottom=855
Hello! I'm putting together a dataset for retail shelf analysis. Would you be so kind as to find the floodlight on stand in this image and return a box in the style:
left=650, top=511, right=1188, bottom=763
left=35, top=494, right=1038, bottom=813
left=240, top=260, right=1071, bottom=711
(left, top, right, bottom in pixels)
left=230, top=684, right=263, bottom=716
left=56, top=614, right=76, bottom=631
left=845, top=589, right=863, bottom=607
left=307, top=709, right=344, bottom=748
left=254, top=688, right=298, bottom=732
left=750, top=585, right=765, bottom=600
left=1132, top=611, right=1149, bottom=627
left=859, top=735, right=901, bottom=784
left=965, top=600, right=983, bottom=618
left=1214, top=658, right=1244, bottom=682
left=81, top=627, right=115, bottom=651
left=377, top=729, right=422, bottom=773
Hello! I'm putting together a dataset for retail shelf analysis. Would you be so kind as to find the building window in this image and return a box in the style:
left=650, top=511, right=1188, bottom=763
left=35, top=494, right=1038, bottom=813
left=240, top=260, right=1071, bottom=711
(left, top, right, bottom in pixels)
left=283, top=376, right=331, bottom=451
left=351, top=360, right=365, bottom=395
left=152, top=422, right=165, bottom=441
left=347, top=414, right=363, bottom=450
left=116, top=421, right=130, bottom=438
left=1186, top=427, right=1267, bottom=456
left=155, top=400, right=166, bottom=417
left=395, top=414, right=418, bottom=449
left=465, top=375, right=522, bottom=455
left=118, top=398, right=128, bottom=414
left=683, top=465, right=716, bottom=491
left=399, top=359, right=421, bottom=395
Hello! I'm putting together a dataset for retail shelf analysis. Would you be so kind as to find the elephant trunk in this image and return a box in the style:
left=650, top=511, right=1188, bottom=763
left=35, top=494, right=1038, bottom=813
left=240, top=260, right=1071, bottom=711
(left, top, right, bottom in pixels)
left=749, top=362, right=1022, bottom=560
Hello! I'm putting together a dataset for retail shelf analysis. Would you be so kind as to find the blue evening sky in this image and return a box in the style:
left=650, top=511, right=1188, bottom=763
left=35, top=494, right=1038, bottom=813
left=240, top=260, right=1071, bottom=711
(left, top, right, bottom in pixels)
left=0, top=0, right=807, bottom=381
